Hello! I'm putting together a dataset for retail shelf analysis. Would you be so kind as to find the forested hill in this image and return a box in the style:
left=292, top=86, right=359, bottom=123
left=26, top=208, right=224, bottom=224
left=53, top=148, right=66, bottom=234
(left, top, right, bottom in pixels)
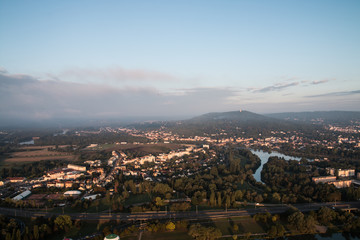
left=266, top=111, right=360, bottom=125
left=143, top=110, right=321, bottom=138
left=187, top=110, right=270, bottom=123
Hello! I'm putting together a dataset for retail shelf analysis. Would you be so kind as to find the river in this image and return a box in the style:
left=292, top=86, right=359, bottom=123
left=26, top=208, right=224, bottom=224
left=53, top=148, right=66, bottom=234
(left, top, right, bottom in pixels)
left=19, top=139, right=35, bottom=145
left=249, top=151, right=360, bottom=240
left=251, top=149, right=302, bottom=183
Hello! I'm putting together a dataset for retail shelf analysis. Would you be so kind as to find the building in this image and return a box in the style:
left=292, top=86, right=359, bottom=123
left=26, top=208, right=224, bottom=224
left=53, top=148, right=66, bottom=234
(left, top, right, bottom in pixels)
left=83, top=194, right=101, bottom=200
left=64, top=190, right=82, bottom=197
left=13, top=190, right=31, bottom=201
left=337, top=169, right=355, bottom=178
left=55, top=181, right=65, bottom=188
left=312, top=176, right=337, bottom=184
left=0, top=180, right=8, bottom=186
left=67, top=164, right=86, bottom=172
left=7, top=177, right=26, bottom=183
left=329, top=180, right=353, bottom=188
left=326, top=168, right=335, bottom=175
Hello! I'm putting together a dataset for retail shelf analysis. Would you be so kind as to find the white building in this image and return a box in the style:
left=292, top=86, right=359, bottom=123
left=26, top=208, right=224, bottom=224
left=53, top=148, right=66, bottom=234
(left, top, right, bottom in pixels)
left=312, top=176, right=337, bottom=183
left=67, top=164, right=86, bottom=172
left=104, top=234, right=120, bottom=240
left=337, top=169, right=355, bottom=178
left=13, top=190, right=31, bottom=201
left=64, top=190, right=82, bottom=197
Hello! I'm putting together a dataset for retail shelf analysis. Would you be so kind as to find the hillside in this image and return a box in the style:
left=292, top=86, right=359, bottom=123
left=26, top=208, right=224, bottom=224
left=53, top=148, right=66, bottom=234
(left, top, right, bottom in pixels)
left=164, top=110, right=320, bottom=137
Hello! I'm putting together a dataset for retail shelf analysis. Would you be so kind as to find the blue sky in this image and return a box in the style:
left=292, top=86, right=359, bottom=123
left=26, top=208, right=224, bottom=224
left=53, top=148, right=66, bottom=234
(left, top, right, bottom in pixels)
left=0, top=0, right=359, bottom=121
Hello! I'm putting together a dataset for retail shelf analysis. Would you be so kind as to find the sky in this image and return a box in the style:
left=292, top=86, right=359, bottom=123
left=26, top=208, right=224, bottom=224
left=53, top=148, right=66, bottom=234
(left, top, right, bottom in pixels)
left=0, top=0, right=359, bottom=123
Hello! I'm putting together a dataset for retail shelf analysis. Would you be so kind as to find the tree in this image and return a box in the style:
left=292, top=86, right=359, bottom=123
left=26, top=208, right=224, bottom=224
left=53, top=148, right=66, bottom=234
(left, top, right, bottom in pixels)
left=155, top=197, right=164, bottom=207
left=304, top=215, right=316, bottom=233
left=317, top=207, right=337, bottom=224
left=254, top=194, right=263, bottom=203
left=188, top=224, right=222, bottom=240
left=5, top=232, right=11, bottom=240
left=272, top=192, right=281, bottom=203
left=288, top=211, right=305, bottom=232
left=209, top=191, right=216, bottom=207
left=153, top=183, right=172, bottom=196
left=15, top=229, right=21, bottom=240
left=210, top=167, right=218, bottom=177
left=54, top=215, right=72, bottom=232
left=217, top=192, right=222, bottom=207
left=233, top=224, right=239, bottom=233
left=166, top=222, right=176, bottom=231
left=33, top=225, right=39, bottom=240
left=268, top=225, right=278, bottom=238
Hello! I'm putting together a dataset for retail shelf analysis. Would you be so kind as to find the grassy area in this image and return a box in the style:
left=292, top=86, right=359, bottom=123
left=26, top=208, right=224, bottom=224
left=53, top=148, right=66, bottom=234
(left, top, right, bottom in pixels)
left=125, top=193, right=152, bottom=206
left=203, top=217, right=265, bottom=236
left=235, top=217, right=265, bottom=234
left=0, top=145, right=76, bottom=168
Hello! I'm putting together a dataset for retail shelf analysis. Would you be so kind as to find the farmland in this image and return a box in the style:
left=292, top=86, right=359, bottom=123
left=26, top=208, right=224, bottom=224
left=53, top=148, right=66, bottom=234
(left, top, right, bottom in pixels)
left=0, top=145, right=76, bottom=167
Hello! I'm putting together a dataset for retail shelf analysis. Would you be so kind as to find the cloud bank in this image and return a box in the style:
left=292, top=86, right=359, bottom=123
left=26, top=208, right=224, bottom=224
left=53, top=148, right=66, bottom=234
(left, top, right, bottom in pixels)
left=0, top=71, right=236, bottom=122
left=59, top=66, right=177, bottom=82
left=0, top=69, right=358, bottom=126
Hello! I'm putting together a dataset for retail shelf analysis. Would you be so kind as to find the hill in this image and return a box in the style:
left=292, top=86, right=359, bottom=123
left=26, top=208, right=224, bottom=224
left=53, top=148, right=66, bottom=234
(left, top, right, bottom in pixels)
left=188, top=110, right=270, bottom=123
left=162, top=110, right=319, bottom=137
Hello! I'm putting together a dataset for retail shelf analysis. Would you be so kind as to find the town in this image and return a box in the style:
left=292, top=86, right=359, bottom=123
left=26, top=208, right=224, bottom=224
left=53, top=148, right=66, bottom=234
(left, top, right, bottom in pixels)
left=0, top=117, right=360, bottom=240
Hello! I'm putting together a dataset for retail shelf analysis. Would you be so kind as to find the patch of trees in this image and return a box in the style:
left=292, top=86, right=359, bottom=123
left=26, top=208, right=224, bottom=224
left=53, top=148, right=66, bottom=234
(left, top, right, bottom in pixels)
left=188, top=223, right=222, bottom=240
left=35, top=132, right=147, bottom=148
left=280, top=143, right=360, bottom=161
left=0, top=160, right=69, bottom=179
left=261, top=157, right=360, bottom=203
left=0, top=214, right=79, bottom=240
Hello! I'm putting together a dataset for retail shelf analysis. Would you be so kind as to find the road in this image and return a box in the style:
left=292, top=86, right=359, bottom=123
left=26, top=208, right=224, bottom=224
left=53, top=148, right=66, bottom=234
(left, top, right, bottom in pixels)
left=1, top=201, right=359, bottom=221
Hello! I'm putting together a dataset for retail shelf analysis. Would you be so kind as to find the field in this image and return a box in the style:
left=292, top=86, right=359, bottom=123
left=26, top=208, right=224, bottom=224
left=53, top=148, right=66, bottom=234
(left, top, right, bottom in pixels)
left=1, top=145, right=76, bottom=166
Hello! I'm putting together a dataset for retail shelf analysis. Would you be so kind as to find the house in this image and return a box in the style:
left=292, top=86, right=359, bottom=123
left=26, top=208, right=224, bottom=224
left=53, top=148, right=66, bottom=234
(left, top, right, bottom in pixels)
left=67, top=164, right=86, bottom=172
left=312, top=176, right=337, bottom=184
left=0, top=180, right=8, bottom=186
left=7, top=177, right=26, bottom=183
left=337, top=169, right=355, bottom=178
left=329, top=180, right=353, bottom=188
left=47, top=182, right=56, bottom=188
left=55, top=181, right=65, bottom=188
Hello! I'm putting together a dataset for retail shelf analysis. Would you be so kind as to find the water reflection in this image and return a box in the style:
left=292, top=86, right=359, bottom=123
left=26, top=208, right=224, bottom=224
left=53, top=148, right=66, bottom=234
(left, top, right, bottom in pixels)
left=251, top=149, right=302, bottom=183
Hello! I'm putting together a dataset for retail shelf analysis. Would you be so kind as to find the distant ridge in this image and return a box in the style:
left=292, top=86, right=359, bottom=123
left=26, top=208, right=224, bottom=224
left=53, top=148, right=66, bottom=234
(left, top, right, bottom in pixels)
left=187, top=110, right=271, bottom=123
left=266, top=111, right=360, bottom=125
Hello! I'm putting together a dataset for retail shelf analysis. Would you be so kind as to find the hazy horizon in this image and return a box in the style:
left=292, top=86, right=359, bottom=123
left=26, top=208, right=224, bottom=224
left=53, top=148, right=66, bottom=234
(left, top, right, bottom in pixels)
left=1, top=1, right=359, bottom=125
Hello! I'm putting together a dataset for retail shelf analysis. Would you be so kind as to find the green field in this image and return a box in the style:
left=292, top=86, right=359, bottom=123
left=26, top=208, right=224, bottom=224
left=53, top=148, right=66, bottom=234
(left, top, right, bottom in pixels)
left=124, top=193, right=152, bottom=206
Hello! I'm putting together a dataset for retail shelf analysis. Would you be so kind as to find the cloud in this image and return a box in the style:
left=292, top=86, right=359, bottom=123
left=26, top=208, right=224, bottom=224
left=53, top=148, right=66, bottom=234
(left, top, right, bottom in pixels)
left=0, top=70, right=236, bottom=122
left=253, top=81, right=300, bottom=93
left=310, top=79, right=330, bottom=85
left=251, top=78, right=331, bottom=94
left=0, top=67, right=8, bottom=74
left=59, top=66, right=177, bottom=82
left=306, top=90, right=360, bottom=98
